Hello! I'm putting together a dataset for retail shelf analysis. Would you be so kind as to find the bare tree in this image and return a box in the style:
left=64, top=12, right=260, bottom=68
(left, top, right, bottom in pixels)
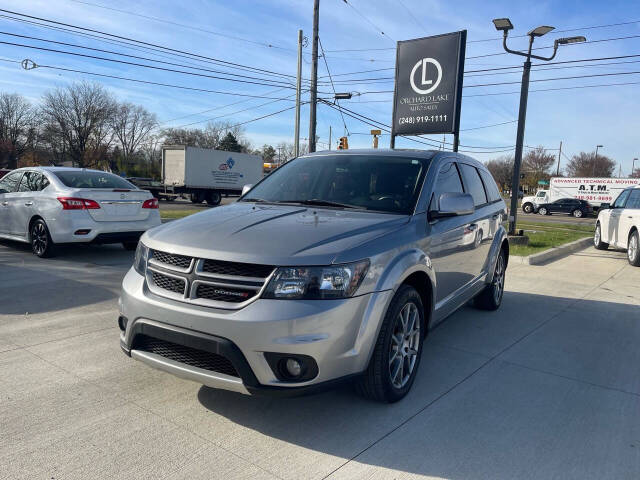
left=0, top=92, right=36, bottom=169
left=110, top=102, right=157, bottom=160
left=522, top=146, right=555, bottom=188
left=565, top=151, right=616, bottom=177
left=40, top=82, right=116, bottom=167
left=485, top=156, right=513, bottom=192
left=161, top=121, right=247, bottom=150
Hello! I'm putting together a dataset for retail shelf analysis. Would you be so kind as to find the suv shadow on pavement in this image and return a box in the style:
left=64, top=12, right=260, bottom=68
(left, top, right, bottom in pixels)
left=194, top=291, right=640, bottom=479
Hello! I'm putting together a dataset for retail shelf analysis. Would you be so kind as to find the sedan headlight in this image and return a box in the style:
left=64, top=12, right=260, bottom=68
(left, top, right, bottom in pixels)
left=262, top=260, right=369, bottom=300
left=133, top=241, right=149, bottom=275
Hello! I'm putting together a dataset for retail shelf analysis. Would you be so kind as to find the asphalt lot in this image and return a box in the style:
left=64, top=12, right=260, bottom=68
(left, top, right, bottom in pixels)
left=1, top=241, right=639, bottom=479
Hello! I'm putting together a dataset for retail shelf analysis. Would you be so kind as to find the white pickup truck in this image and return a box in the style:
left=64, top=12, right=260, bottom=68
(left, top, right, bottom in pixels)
left=521, top=177, right=640, bottom=213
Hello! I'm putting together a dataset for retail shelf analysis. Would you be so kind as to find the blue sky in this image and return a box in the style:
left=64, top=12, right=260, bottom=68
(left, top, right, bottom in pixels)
left=0, top=0, right=639, bottom=173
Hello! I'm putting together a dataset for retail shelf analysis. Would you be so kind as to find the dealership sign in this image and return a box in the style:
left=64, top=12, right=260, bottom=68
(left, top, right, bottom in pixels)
left=391, top=31, right=466, bottom=141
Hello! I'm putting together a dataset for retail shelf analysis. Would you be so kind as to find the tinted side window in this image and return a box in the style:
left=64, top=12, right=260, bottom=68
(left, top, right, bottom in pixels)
left=19, top=172, right=45, bottom=192
left=613, top=189, right=631, bottom=209
left=626, top=189, right=640, bottom=209
left=459, top=163, right=487, bottom=206
left=478, top=169, right=501, bottom=202
left=429, top=162, right=464, bottom=210
left=0, top=172, right=22, bottom=193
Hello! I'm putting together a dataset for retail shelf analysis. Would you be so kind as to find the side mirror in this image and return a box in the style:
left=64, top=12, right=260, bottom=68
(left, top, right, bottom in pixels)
left=241, top=184, right=253, bottom=196
left=600, top=203, right=610, bottom=210
left=431, top=192, right=475, bottom=219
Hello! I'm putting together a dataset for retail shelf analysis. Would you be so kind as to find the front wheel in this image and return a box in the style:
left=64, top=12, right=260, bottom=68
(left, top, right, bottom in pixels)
left=628, top=231, right=640, bottom=267
left=522, top=202, right=534, bottom=214
left=30, top=219, right=56, bottom=258
left=474, top=248, right=506, bottom=310
left=356, top=285, right=425, bottom=403
left=538, top=207, right=548, bottom=216
left=593, top=223, right=609, bottom=250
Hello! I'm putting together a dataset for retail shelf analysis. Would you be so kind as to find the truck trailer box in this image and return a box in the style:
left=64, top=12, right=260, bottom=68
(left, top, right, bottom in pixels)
left=162, top=145, right=263, bottom=191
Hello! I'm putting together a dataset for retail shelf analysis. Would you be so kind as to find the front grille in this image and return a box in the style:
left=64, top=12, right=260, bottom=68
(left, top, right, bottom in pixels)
left=195, top=283, right=257, bottom=303
left=152, top=250, right=193, bottom=270
left=133, top=335, right=238, bottom=377
left=151, top=271, right=185, bottom=295
left=202, top=259, right=274, bottom=278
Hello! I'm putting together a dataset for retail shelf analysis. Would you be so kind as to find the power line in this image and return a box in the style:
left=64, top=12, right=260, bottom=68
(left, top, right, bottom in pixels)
left=463, top=80, right=640, bottom=97
left=68, top=0, right=296, bottom=52
left=396, top=0, right=428, bottom=32
left=340, top=0, right=395, bottom=42
left=0, top=31, right=296, bottom=86
left=318, top=37, right=349, bottom=135
left=460, top=120, right=518, bottom=131
left=0, top=9, right=297, bottom=79
left=0, top=40, right=298, bottom=89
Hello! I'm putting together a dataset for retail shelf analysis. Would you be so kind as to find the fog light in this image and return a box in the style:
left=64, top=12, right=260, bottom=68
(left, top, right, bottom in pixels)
left=285, top=358, right=302, bottom=377
left=118, top=315, right=128, bottom=331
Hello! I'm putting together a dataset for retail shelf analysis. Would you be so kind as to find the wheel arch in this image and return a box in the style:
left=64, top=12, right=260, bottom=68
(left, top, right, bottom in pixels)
left=27, top=214, right=46, bottom=241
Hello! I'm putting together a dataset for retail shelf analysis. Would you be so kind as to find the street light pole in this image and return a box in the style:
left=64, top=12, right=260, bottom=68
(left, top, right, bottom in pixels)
left=492, top=18, right=586, bottom=235
left=633, top=158, right=638, bottom=177
left=593, top=144, right=603, bottom=177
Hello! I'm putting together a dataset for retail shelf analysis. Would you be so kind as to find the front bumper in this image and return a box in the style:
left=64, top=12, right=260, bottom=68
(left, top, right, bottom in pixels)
left=119, top=268, right=394, bottom=395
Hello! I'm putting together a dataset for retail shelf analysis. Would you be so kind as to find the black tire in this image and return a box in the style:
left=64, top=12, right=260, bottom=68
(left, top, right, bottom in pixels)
left=522, top=202, right=534, bottom=214
left=30, top=218, right=56, bottom=258
left=474, top=248, right=506, bottom=311
left=122, top=241, right=138, bottom=251
left=356, top=285, right=425, bottom=403
left=593, top=223, right=609, bottom=250
left=190, top=192, right=204, bottom=204
left=627, top=230, right=640, bottom=267
left=572, top=209, right=583, bottom=218
left=538, top=207, right=548, bottom=216
left=205, top=191, right=222, bottom=206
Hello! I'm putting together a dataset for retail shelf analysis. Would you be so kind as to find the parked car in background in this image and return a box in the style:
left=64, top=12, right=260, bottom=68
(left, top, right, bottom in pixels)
left=119, top=149, right=509, bottom=403
left=536, top=198, right=593, bottom=217
left=0, top=168, right=11, bottom=179
left=594, top=185, right=640, bottom=266
left=0, top=167, right=161, bottom=257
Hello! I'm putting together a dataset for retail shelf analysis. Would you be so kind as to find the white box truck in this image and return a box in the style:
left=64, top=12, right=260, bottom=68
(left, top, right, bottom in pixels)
left=155, top=145, right=263, bottom=205
left=521, top=177, right=640, bottom=213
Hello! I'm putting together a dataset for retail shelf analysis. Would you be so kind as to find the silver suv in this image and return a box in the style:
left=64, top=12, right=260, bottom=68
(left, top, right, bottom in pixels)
left=119, top=150, right=508, bottom=402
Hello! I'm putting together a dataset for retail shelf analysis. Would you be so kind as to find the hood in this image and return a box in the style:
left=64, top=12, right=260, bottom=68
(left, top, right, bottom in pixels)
left=144, top=202, right=409, bottom=265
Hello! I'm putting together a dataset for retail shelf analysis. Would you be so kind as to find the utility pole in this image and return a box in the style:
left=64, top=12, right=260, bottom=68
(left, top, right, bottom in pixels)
left=556, top=141, right=562, bottom=176
left=492, top=17, right=585, bottom=235
left=294, top=29, right=303, bottom=158
left=633, top=158, right=638, bottom=177
left=593, top=144, right=603, bottom=177
left=328, top=125, right=332, bottom=150
left=308, top=0, right=320, bottom=153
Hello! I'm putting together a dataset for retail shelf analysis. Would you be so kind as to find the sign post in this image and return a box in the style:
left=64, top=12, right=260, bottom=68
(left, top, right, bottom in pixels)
left=390, top=31, right=466, bottom=150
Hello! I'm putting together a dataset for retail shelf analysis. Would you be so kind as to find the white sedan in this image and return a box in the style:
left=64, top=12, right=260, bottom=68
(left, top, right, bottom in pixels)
left=594, top=185, right=640, bottom=266
left=0, top=167, right=161, bottom=257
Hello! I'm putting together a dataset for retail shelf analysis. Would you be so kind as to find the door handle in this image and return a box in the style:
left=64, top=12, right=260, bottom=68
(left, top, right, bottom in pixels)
left=629, top=216, right=634, bottom=219
left=24, top=201, right=33, bottom=206
left=1, top=201, right=7, bottom=206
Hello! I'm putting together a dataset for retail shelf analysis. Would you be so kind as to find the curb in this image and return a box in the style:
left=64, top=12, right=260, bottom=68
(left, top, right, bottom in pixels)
left=511, top=236, right=593, bottom=265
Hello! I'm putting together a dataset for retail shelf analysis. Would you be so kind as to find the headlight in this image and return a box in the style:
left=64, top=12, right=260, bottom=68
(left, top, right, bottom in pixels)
left=262, top=260, right=369, bottom=300
left=133, top=241, right=149, bottom=275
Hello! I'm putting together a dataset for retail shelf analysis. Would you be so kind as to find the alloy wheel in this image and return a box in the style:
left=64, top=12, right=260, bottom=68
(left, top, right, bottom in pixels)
left=594, top=225, right=601, bottom=247
left=388, top=302, right=420, bottom=389
left=32, top=222, right=48, bottom=256
left=493, top=253, right=505, bottom=305
left=629, top=235, right=638, bottom=262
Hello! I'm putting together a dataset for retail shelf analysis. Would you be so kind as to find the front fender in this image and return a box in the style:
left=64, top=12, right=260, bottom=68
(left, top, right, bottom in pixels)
left=484, top=226, right=508, bottom=284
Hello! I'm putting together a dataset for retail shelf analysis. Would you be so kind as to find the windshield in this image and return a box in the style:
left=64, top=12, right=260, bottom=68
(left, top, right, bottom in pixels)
left=53, top=171, right=136, bottom=189
left=242, top=154, right=430, bottom=214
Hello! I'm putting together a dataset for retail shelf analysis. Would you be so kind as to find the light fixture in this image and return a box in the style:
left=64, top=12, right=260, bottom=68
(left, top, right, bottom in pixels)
left=528, top=25, right=555, bottom=37
left=334, top=92, right=352, bottom=100
left=492, top=18, right=514, bottom=31
left=557, top=36, right=586, bottom=45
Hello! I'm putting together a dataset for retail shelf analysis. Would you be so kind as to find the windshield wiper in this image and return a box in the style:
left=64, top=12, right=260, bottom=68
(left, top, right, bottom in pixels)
left=241, top=197, right=267, bottom=203
left=277, top=199, right=364, bottom=209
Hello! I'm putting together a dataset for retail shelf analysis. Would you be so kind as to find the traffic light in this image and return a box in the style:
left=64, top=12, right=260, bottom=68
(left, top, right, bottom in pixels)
left=338, top=136, right=349, bottom=149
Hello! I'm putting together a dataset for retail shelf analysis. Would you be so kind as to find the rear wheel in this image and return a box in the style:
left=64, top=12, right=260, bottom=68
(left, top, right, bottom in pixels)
left=474, top=248, right=506, bottom=310
left=205, top=191, right=222, bottom=206
left=122, top=241, right=138, bottom=251
left=30, top=219, right=56, bottom=258
left=593, top=223, right=609, bottom=250
left=356, top=285, right=425, bottom=403
left=190, top=192, right=204, bottom=204
left=628, top=230, right=640, bottom=267
left=572, top=209, right=583, bottom=218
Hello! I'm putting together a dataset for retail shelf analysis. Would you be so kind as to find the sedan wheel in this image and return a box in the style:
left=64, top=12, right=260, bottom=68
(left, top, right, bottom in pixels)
left=628, top=231, right=640, bottom=267
left=30, top=219, right=55, bottom=258
left=538, top=207, right=548, bottom=216
left=572, top=209, right=583, bottom=218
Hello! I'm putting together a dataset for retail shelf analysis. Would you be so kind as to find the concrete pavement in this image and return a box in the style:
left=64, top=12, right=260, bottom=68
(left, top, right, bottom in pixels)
left=0, top=240, right=639, bottom=479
